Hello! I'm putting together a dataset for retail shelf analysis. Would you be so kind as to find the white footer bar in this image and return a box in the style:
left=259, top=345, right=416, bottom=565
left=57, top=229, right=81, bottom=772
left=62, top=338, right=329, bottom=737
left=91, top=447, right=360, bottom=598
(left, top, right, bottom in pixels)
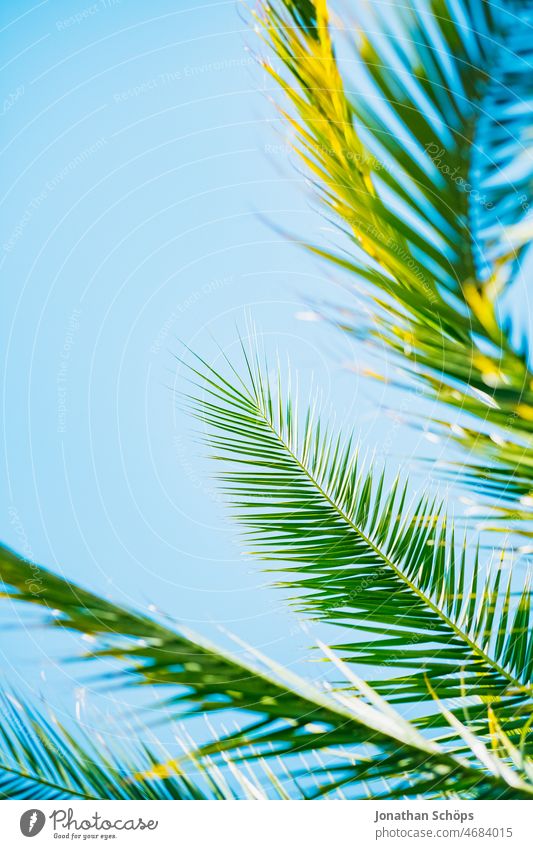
left=2, top=799, right=531, bottom=848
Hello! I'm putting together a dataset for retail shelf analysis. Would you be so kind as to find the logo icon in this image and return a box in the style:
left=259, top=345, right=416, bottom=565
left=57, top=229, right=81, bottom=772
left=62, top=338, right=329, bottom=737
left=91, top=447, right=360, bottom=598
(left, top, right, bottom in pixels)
left=20, top=810, right=46, bottom=837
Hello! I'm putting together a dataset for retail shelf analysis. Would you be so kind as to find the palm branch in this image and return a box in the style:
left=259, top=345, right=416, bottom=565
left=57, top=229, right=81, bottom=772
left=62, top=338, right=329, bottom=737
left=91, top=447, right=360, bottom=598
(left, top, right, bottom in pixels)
left=185, top=344, right=533, bottom=743
left=0, top=690, right=232, bottom=800
left=257, top=0, right=533, bottom=530
left=1, top=543, right=531, bottom=798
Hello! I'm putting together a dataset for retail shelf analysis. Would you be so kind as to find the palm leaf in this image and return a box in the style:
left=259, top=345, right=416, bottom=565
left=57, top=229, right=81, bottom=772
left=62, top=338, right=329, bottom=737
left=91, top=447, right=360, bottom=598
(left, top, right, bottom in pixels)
left=0, top=690, right=226, bottom=800
left=185, top=344, right=533, bottom=739
left=1, top=543, right=531, bottom=798
left=258, top=0, right=533, bottom=527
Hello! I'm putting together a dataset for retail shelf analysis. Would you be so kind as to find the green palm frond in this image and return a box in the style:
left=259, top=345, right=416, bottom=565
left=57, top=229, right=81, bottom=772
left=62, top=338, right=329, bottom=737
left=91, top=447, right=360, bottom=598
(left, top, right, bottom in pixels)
left=1, top=543, right=532, bottom=798
left=470, top=5, right=533, bottom=277
left=424, top=421, right=533, bottom=539
left=260, top=0, right=533, bottom=299
left=258, top=0, right=533, bottom=526
left=345, top=0, right=533, bottom=286
left=5, top=0, right=533, bottom=806
left=185, top=344, right=533, bottom=736
left=0, top=690, right=225, bottom=800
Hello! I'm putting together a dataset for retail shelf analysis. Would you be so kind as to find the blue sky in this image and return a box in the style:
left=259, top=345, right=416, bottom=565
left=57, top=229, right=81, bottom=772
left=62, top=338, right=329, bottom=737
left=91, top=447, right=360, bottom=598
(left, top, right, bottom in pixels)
left=0, top=0, right=460, bottom=742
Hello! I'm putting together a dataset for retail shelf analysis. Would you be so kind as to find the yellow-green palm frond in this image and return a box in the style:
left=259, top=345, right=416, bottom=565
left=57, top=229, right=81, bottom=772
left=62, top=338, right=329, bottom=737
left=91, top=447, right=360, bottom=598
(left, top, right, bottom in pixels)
left=257, top=0, right=533, bottom=531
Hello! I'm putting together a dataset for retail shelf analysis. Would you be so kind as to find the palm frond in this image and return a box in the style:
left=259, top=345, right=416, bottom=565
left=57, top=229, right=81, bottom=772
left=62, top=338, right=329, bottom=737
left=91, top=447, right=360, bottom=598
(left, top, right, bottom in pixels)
left=470, top=3, right=533, bottom=275
left=0, top=690, right=223, bottom=800
left=258, top=0, right=533, bottom=524
left=260, top=0, right=533, bottom=298
left=1, top=543, right=531, bottom=798
left=185, top=344, right=533, bottom=737
left=345, top=0, right=533, bottom=285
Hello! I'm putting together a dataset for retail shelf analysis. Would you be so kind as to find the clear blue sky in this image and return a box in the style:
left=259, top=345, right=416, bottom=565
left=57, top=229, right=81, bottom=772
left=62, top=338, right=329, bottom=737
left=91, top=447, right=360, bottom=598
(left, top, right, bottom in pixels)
left=0, top=0, right=460, bottom=743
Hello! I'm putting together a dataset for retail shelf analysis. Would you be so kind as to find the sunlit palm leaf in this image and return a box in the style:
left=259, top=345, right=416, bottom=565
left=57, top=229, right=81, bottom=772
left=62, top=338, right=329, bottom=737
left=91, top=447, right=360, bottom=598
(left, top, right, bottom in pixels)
left=1, top=544, right=531, bottom=798
left=258, top=0, right=533, bottom=527
left=0, top=691, right=222, bottom=800
left=186, top=344, right=533, bottom=738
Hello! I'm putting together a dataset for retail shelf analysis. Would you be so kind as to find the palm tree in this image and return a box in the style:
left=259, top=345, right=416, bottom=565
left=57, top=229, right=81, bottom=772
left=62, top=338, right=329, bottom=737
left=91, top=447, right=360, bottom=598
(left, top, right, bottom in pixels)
left=1, top=0, right=532, bottom=799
